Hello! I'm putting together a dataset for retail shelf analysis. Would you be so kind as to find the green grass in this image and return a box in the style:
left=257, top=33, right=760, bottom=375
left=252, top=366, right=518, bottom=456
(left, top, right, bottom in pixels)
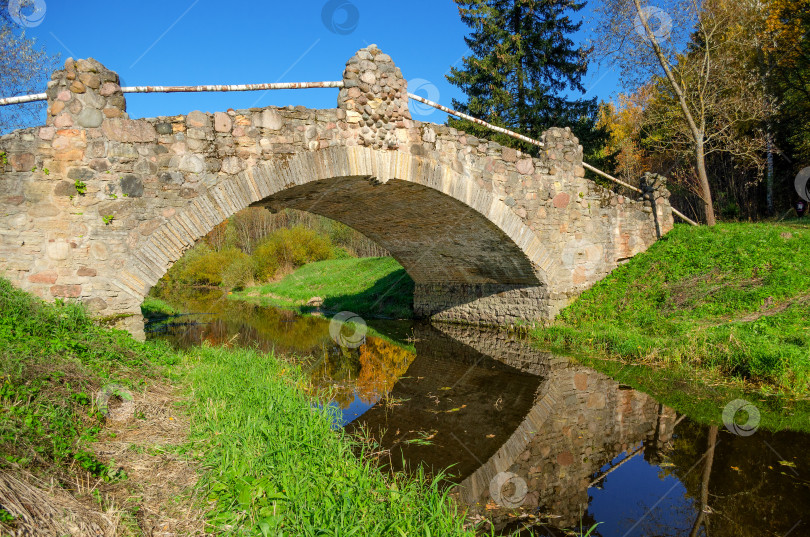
left=1, top=278, right=477, bottom=534
left=140, top=296, right=181, bottom=320
left=532, top=221, right=810, bottom=426
left=181, top=346, right=474, bottom=536
left=0, top=278, right=177, bottom=514
left=232, top=257, right=414, bottom=319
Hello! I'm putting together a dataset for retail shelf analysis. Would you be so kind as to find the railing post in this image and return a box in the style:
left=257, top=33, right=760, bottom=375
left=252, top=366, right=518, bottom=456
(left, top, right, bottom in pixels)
left=337, top=45, right=410, bottom=149
left=640, top=172, right=671, bottom=238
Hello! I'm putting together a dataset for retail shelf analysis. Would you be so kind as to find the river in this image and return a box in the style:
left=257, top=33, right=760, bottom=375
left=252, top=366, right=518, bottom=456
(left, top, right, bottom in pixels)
left=147, top=288, right=809, bottom=537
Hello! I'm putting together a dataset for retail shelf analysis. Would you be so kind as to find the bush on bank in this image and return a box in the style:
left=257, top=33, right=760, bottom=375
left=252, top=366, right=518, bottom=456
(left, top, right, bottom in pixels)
left=154, top=225, right=336, bottom=294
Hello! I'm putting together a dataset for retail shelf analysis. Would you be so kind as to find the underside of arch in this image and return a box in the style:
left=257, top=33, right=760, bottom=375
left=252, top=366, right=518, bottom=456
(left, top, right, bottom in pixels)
left=256, top=177, right=541, bottom=285
left=255, top=174, right=553, bottom=326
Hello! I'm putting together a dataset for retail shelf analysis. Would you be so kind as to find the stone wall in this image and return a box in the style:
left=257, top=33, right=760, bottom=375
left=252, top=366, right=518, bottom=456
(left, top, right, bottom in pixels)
left=413, top=283, right=550, bottom=328
left=0, top=46, right=674, bottom=337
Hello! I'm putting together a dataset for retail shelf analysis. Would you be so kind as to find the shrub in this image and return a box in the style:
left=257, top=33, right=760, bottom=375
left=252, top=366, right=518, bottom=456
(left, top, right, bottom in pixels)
left=252, top=226, right=333, bottom=281
left=181, top=248, right=236, bottom=286
left=252, top=249, right=280, bottom=282
left=331, top=245, right=353, bottom=259
left=221, top=251, right=256, bottom=290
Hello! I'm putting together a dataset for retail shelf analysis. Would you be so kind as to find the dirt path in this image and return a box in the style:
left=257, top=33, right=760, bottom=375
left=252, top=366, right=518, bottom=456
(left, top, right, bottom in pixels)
left=730, top=292, right=810, bottom=323
left=0, top=382, right=206, bottom=537
left=90, top=382, right=206, bottom=536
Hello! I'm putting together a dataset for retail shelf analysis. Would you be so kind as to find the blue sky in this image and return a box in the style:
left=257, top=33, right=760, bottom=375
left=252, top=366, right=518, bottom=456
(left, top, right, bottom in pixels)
left=15, top=0, right=622, bottom=122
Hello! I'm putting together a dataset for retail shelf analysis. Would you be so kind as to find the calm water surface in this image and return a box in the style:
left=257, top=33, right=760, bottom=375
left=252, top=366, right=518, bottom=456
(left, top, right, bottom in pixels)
left=148, top=289, right=810, bottom=537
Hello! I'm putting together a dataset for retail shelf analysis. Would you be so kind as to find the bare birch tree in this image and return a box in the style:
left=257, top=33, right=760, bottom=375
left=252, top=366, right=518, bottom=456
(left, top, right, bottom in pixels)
left=0, top=5, right=58, bottom=133
left=592, top=0, right=772, bottom=225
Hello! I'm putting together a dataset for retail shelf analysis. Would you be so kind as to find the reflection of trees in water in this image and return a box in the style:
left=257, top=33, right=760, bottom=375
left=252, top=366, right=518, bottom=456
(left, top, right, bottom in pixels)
left=357, top=339, right=415, bottom=402
left=689, top=425, right=716, bottom=537
left=654, top=421, right=808, bottom=537
left=152, top=288, right=415, bottom=410
left=302, top=339, right=415, bottom=409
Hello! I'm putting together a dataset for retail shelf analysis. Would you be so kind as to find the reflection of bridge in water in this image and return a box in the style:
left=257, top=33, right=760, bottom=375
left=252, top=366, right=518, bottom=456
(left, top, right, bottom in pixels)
left=352, top=323, right=678, bottom=531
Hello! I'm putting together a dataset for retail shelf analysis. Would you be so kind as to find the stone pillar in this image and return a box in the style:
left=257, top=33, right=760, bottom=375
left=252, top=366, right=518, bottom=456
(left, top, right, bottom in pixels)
left=640, top=172, right=670, bottom=204
left=541, top=127, right=585, bottom=178
left=45, top=58, right=127, bottom=129
left=337, top=45, right=410, bottom=149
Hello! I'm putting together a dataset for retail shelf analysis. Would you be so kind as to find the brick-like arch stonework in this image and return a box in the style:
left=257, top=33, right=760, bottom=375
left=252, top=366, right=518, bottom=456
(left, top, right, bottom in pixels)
left=0, top=46, right=674, bottom=339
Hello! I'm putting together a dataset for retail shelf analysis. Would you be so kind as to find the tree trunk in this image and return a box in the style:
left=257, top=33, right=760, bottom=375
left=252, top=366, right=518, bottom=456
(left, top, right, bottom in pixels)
left=688, top=425, right=718, bottom=537
left=513, top=4, right=526, bottom=134
left=695, top=139, right=717, bottom=226
left=766, top=131, right=774, bottom=216
left=631, top=0, right=716, bottom=226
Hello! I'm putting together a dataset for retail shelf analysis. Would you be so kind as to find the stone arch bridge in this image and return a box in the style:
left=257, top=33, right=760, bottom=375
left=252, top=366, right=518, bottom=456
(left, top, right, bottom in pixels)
left=0, top=46, right=673, bottom=339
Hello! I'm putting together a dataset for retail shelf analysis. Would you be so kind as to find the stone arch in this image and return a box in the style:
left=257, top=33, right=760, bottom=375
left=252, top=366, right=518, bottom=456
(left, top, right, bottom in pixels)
left=119, top=146, right=555, bottom=334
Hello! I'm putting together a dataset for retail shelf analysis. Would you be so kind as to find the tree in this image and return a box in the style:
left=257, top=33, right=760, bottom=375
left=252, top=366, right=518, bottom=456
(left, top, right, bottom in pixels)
left=446, top=0, right=608, bottom=160
left=592, top=0, right=774, bottom=225
left=763, top=0, right=810, bottom=192
left=0, top=4, right=58, bottom=133
left=596, top=87, right=653, bottom=185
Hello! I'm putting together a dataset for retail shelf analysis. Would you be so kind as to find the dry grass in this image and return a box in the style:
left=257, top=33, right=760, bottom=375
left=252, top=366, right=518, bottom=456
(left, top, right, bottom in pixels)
left=0, top=469, right=114, bottom=536
left=89, top=382, right=206, bottom=537
left=1, top=382, right=206, bottom=537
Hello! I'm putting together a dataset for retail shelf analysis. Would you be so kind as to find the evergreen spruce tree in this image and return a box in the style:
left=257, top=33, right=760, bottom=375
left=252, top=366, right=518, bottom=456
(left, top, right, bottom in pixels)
left=446, top=0, right=608, bottom=161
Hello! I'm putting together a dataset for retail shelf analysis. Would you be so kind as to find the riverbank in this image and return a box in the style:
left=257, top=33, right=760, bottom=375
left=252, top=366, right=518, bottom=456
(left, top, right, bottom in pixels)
left=140, top=295, right=181, bottom=320
left=531, top=221, right=810, bottom=429
left=0, top=278, right=201, bottom=534
left=231, top=256, right=414, bottom=319
left=533, top=222, right=810, bottom=395
left=183, top=346, right=472, bottom=535
left=0, top=278, right=475, bottom=535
